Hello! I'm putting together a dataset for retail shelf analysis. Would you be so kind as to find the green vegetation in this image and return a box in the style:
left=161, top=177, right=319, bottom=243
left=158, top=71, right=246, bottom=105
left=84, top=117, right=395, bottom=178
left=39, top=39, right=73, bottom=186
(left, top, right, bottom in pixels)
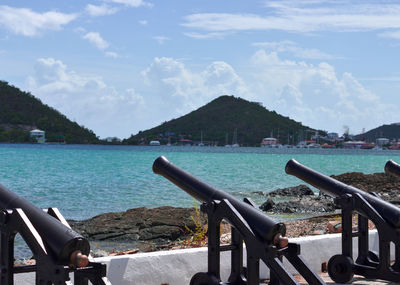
left=0, top=80, right=99, bottom=144
left=124, top=95, right=318, bottom=146
left=184, top=200, right=207, bottom=246
left=355, top=123, right=400, bottom=142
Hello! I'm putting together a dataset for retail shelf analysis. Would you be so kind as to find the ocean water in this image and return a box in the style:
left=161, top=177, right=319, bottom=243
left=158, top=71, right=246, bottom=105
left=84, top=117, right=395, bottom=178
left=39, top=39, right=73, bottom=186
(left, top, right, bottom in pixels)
left=0, top=143, right=399, bottom=222
left=3, top=143, right=400, bottom=259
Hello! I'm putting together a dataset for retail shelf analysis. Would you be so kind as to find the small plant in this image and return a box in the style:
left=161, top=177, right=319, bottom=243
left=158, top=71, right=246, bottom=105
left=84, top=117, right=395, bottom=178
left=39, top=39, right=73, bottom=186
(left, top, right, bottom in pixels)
left=184, top=200, right=207, bottom=247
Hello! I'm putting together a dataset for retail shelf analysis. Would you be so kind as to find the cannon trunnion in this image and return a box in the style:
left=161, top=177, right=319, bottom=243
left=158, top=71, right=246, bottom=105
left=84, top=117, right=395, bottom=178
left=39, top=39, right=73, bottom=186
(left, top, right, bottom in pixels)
left=286, top=158, right=400, bottom=284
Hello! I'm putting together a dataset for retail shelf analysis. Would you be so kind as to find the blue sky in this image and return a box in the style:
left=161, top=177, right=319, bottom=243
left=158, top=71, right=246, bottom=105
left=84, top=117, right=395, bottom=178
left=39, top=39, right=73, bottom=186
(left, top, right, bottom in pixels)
left=1, top=0, right=400, bottom=139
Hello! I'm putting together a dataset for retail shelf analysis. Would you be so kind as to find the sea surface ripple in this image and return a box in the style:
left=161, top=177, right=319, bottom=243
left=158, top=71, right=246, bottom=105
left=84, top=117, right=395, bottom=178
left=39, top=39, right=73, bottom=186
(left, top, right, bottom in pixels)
left=0, top=143, right=399, bottom=221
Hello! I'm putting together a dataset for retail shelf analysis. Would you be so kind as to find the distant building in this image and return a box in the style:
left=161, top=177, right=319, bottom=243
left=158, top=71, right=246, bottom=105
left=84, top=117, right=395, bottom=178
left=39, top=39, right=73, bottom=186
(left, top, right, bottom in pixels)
left=327, top=133, right=339, bottom=140
left=105, top=137, right=121, bottom=143
left=376, top=138, right=389, bottom=147
left=297, top=140, right=317, bottom=148
left=179, top=139, right=194, bottom=146
left=30, top=129, right=45, bottom=143
left=343, top=141, right=367, bottom=149
left=297, top=141, right=307, bottom=148
left=149, top=140, right=161, bottom=146
left=261, top=137, right=278, bottom=147
left=390, top=141, right=400, bottom=150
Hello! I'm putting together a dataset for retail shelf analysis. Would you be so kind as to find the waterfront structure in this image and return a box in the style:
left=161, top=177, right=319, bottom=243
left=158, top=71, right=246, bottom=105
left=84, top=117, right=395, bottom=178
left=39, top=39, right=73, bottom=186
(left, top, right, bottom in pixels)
left=297, top=140, right=317, bottom=148
left=376, top=138, right=389, bottom=147
left=390, top=142, right=400, bottom=150
left=105, top=137, right=121, bottom=143
left=260, top=137, right=278, bottom=147
left=327, top=132, right=339, bottom=141
left=29, top=129, right=45, bottom=143
left=343, top=141, right=368, bottom=149
left=179, top=139, right=193, bottom=146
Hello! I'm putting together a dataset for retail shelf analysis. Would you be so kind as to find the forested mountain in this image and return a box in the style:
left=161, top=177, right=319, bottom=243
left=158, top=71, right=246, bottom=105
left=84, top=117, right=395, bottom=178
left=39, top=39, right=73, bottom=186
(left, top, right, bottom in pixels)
left=124, top=95, right=318, bottom=146
left=0, top=80, right=99, bottom=144
left=355, top=123, right=400, bottom=142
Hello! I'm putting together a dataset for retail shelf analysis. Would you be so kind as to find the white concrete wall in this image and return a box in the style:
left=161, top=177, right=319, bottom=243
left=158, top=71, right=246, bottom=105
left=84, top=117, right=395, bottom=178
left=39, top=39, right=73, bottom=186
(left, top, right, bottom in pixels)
left=14, top=231, right=382, bottom=284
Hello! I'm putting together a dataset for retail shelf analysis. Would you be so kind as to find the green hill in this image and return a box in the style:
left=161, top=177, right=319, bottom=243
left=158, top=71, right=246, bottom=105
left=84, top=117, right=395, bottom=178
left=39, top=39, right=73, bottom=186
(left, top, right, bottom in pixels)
left=124, top=95, right=318, bottom=146
left=355, top=123, right=400, bottom=142
left=0, top=80, right=99, bottom=144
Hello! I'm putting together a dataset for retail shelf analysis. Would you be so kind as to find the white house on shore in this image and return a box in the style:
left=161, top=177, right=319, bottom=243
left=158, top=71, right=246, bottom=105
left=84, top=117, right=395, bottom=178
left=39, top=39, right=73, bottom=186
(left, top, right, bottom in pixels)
left=376, top=138, right=389, bottom=147
left=29, top=129, right=45, bottom=143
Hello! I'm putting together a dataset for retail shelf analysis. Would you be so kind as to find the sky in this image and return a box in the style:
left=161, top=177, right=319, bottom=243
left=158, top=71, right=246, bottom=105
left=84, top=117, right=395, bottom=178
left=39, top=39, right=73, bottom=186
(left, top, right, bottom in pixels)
left=1, top=0, right=400, bottom=139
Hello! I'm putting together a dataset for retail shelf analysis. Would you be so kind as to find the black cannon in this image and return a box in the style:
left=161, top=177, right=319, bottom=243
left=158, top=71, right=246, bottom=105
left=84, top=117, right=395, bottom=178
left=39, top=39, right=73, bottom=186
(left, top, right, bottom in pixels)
left=0, top=183, right=111, bottom=285
left=153, top=156, right=325, bottom=285
left=385, top=159, right=400, bottom=178
left=286, top=158, right=400, bottom=283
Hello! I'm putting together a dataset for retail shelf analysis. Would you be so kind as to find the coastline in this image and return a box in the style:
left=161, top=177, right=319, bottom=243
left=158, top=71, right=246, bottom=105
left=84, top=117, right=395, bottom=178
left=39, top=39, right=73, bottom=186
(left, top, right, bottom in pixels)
left=11, top=169, right=400, bottom=261
left=2, top=143, right=400, bottom=222
left=65, top=170, right=399, bottom=257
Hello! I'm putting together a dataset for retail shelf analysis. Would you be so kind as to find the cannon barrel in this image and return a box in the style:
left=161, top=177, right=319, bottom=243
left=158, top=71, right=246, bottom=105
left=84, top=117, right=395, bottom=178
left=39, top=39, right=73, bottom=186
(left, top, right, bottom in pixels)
left=285, top=159, right=400, bottom=228
left=0, top=183, right=89, bottom=266
left=153, top=156, right=286, bottom=244
left=385, top=160, right=400, bottom=178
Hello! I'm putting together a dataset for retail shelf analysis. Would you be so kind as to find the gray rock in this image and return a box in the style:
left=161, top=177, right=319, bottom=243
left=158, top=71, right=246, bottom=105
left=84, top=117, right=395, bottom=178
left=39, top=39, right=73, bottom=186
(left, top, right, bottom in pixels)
left=69, top=206, right=206, bottom=248
left=270, top=196, right=336, bottom=214
left=261, top=171, right=400, bottom=214
left=267, top=185, right=315, bottom=197
left=259, top=198, right=275, bottom=211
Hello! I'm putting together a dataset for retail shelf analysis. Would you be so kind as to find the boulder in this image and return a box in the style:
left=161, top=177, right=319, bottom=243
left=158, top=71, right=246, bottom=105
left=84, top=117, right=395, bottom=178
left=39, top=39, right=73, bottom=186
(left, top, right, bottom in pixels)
left=267, top=185, right=315, bottom=197
left=259, top=198, right=275, bottom=211
left=269, top=196, right=336, bottom=214
left=69, top=206, right=206, bottom=247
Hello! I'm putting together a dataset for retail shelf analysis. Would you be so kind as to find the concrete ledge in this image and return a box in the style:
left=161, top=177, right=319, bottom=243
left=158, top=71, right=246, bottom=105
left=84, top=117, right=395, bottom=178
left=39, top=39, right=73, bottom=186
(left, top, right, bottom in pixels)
left=15, top=231, right=382, bottom=284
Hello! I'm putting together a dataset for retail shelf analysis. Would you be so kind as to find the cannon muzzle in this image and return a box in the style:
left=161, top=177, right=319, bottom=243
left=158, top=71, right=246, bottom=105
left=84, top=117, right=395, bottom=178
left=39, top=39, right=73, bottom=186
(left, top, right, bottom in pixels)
left=153, top=156, right=286, bottom=244
left=385, top=160, right=400, bottom=178
left=285, top=158, right=400, bottom=228
left=0, top=184, right=89, bottom=266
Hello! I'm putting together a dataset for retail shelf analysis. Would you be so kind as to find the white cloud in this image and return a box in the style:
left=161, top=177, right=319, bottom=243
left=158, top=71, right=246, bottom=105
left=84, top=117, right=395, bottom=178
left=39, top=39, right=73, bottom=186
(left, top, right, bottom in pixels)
left=0, top=5, right=76, bottom=36
left=24, top=51, right=397, bottom=138
left=138, top=20, right=148, bottom=25
left=137, top=52, right=398, bottom=135
left=153, top=36, right=170, bottom=44
left=105, top=51, right=119, bottom=58
left=184, top=31, right=232, bottom=39
left=141, top=57, right=251, bottom=116
left=248, top=49, right=396, bottom=134
left=75, top=27, right=86, bottom=33
left=182, top=2, right=400, bottom=35
left=85, top=4, right=119, bottom=17
left=358, top=76, right=400, bottom=82
left=252, top=41, right=338, bottom=60
left=83, top=32, right=109, bottom=50
left=138, top=53, right=396, bottom=135
left=27, top=58, right=145, bottom=138
left=107, top=0, right=153, bottom=8
left=379, top=30, right=400, bottom=39
left=201, top=62, right=248, bottom=96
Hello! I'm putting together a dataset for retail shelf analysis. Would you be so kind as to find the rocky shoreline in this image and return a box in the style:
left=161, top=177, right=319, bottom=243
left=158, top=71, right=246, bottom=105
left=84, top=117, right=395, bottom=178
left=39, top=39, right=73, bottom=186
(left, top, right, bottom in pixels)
left=68, top=171, right=400, bottom=256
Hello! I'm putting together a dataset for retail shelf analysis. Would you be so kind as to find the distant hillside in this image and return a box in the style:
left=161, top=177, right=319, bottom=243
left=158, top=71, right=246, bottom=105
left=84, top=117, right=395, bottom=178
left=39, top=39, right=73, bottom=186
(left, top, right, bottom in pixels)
left=355, top=123, right=400, bottom=142
left=124, top=95, right=318, bottom=146
left=0, top=80, right=99, bottom=144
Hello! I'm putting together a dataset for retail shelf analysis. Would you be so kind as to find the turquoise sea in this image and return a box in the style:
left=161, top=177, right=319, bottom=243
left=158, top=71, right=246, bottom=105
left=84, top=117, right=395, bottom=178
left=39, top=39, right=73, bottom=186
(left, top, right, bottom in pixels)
left=1, top=143, right=400, bottom=222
